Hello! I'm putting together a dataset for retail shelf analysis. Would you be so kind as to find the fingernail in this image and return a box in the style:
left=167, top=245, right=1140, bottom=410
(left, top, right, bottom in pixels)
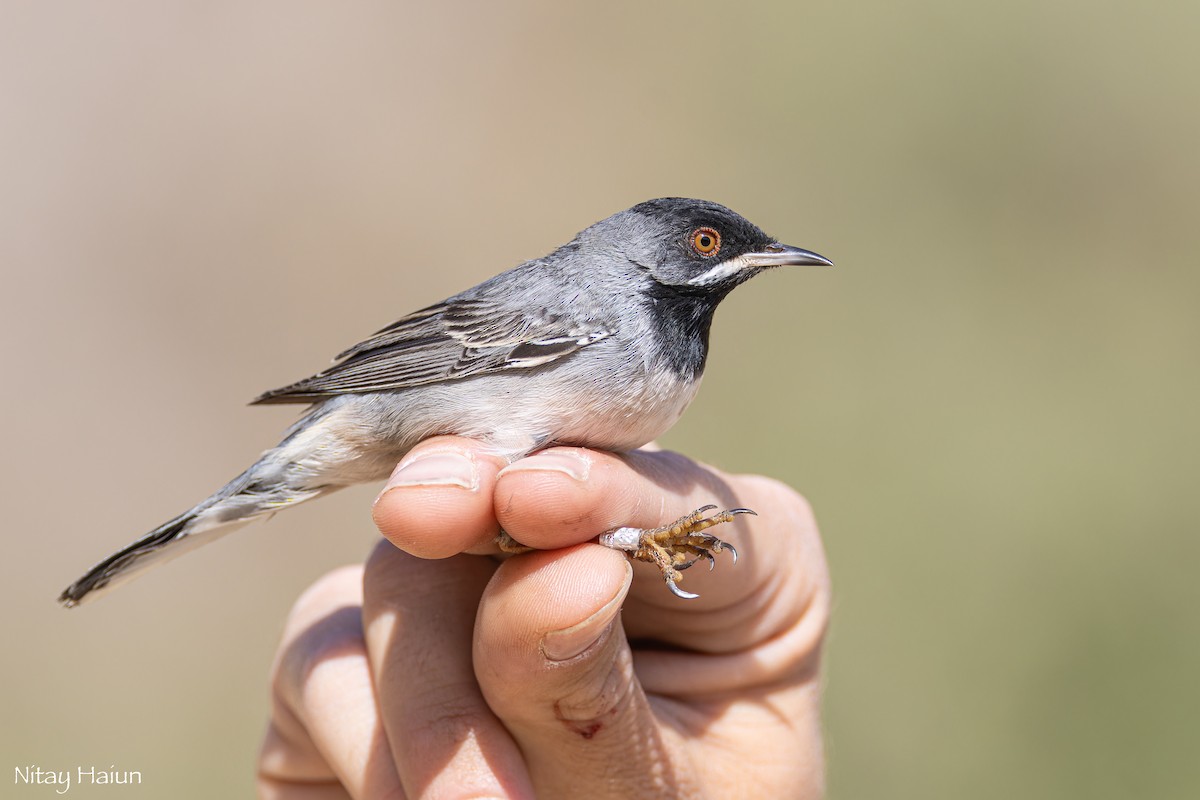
left=377, top=451, right=478, bottom=500
left=499, top=449, right=591, bottom=482
left=541, top=563, right=633, bottom=662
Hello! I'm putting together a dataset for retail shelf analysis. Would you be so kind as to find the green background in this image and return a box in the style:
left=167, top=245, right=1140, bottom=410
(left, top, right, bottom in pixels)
left=3, top=1, right=1197, bottom=797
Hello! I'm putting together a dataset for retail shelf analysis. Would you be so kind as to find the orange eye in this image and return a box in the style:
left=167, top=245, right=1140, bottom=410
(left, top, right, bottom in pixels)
left=691, top=227, right=721, bottom=256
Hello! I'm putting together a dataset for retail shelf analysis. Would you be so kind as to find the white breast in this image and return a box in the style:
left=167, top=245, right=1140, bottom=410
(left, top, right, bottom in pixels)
left=545, top=365, right=702, bottom=452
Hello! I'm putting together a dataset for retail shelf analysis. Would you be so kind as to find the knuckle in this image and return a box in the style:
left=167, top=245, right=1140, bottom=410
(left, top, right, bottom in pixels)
left=362, top=539, right=412, bottom=595
left=271, top=568, right=367, bottom=707
left=402, top=689, right=496, bottom=750
left=551, top=647, right=639, bottom=733
left=287, top=565, right=363, bottom=625
left=272, top=602, right=366, bottom=710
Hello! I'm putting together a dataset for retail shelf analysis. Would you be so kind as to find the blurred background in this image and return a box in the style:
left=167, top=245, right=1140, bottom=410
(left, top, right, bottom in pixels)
left=2, top=1, right=1197, bottom=797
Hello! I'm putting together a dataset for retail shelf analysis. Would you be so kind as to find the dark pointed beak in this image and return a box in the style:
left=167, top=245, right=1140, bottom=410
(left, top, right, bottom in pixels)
left=744, top=243, right=834, bottom=268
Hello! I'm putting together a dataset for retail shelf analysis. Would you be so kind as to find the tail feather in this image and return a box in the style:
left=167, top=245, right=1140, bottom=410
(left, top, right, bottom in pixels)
left=58, top=465, right=330, bottom=607
left=60, top=402, right=364, bottom=607
left=57, top=511, right=247, bottom=607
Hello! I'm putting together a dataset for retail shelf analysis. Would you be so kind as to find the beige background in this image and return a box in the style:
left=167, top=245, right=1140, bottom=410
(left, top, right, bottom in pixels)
left=3, top=1, right=1198, bottom=797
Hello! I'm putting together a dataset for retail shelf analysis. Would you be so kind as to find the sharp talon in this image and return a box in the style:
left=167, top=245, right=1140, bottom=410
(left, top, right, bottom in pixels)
left=614, top=503, right=750, bottom=599
left=667, top=579, right=699, bottom=600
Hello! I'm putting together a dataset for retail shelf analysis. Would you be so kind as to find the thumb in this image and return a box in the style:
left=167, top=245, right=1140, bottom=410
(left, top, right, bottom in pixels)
left=474, top=546, right=684, bottom=799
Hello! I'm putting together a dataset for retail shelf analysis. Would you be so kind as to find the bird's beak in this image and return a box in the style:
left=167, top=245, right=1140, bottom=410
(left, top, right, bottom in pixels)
left=686, top=242, right=833, bottom=287
left=743, top=243, right=834, bottom=268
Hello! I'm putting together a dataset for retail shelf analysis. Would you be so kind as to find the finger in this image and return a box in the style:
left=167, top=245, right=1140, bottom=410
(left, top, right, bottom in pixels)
left=493, top=446, right=740, bottom=614
left=257, top=781, right=352, bottom=800
left=372, top=436, right=509, bottom=558
left=362, top=540, right=535, bottom=800
left=496, top=447, right=830, bottom=658
left=475, top=544, right=696, bottom=798
left=259, top=566, right=404, bottom=800
left=494, top=447, right=738, bottom=550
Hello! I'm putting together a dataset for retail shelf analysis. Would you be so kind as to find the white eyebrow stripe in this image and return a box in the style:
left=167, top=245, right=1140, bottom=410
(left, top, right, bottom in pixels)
left=686, top=254, right=752, bottom=286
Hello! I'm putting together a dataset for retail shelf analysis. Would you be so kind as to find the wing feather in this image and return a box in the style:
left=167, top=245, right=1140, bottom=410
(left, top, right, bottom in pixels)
left=252, top=296, right=609, bottom=404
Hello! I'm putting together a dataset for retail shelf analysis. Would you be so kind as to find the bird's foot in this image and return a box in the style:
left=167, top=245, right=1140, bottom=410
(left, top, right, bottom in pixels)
left=598, top=505, right=751, bottom=599
left=495, top=529, right=533, bottom=554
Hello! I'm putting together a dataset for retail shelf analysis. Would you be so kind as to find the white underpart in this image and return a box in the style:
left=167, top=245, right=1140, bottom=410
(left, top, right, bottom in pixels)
left=436, top=363, right=702, bottom=458
left=686, top=254, right=753, bottom=287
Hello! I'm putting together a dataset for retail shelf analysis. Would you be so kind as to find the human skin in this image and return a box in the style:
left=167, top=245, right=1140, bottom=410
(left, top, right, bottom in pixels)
left=257, top=436, right=831, bottom=799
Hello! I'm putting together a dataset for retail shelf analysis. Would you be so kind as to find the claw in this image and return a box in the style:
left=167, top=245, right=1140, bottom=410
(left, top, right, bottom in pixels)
left=666, top=578, right=699, bottom=600
left=599, top=504, right=752, bottom=599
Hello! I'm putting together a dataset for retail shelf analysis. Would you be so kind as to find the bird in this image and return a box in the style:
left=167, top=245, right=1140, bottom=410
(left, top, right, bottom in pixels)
left=59, top=198, right=831, bottom=607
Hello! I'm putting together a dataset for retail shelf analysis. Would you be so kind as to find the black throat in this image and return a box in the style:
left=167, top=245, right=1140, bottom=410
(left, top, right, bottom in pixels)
left=642, top=282, right=728, bottom=382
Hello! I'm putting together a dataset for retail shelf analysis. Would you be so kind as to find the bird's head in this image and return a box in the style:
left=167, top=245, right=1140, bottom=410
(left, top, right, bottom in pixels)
left=581, top=197, right=832, bottom=296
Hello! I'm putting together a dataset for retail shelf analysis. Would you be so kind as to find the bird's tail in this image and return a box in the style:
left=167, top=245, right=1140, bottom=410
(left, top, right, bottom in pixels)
left=58, top=463, right=330, bottom=608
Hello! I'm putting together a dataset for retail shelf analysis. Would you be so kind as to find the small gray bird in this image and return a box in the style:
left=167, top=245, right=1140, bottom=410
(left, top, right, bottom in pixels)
left=60, top=198, right=831, bottom=606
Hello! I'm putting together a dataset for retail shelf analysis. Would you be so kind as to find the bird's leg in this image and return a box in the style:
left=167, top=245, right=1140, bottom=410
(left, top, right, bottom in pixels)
left=495, top=529, right=533, bottom=554
left=598, top=505, right=751, bottom=599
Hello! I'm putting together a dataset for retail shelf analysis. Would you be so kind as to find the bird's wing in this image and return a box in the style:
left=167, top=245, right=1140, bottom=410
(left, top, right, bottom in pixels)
left=251, top=297, right=611, bottom=404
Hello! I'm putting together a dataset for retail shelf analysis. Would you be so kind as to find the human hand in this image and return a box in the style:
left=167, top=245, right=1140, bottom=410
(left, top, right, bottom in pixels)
left=257, top=438, right=830, bottom=799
